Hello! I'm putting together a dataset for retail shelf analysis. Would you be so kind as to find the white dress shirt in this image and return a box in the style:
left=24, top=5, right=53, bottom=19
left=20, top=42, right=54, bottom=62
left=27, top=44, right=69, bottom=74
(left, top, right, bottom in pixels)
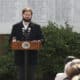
left=23, top=21, right=29, bottom=30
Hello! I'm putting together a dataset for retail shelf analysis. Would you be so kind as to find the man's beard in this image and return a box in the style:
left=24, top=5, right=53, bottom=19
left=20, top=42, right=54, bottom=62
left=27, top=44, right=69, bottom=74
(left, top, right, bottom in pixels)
left=23, top=18, right=31, bottom=22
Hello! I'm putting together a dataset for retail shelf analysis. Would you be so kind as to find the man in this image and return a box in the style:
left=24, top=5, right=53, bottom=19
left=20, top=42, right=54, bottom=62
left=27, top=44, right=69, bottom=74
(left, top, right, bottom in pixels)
left=9, top=7, right=44, bottom=80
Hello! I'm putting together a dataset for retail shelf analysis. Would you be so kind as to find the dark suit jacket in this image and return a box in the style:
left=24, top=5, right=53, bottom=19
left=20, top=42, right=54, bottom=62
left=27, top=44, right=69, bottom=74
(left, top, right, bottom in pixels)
left=9, top=21, right=44, bottom=65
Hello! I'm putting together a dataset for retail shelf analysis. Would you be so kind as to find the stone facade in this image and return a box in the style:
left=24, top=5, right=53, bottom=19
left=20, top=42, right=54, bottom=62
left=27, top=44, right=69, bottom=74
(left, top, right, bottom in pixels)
left=0, top=0, right=80, bottom=33
left=28, top=0, right=80, bottom=32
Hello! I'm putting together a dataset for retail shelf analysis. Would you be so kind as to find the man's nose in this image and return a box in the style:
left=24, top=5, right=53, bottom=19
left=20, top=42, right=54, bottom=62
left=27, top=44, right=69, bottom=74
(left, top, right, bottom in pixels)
left=25, top=16, right=29, bottom=18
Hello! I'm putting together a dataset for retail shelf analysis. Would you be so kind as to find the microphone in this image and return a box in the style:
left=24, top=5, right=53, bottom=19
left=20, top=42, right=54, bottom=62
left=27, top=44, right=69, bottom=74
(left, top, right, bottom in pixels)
left=22, top=27, right=31, bottom=40
left=22, top=27, right=25, bottom=34
left=27, top=27, right=31, bottom=33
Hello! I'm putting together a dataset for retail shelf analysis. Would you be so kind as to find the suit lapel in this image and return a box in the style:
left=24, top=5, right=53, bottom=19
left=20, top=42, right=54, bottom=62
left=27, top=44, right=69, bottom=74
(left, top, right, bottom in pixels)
left=27, top=22, right=33, bottom=32
left=19, top=21, right=25, bottom=34
left=19, top=21, right=24, bottom=28
left=27, top=22, right=32, bottom=28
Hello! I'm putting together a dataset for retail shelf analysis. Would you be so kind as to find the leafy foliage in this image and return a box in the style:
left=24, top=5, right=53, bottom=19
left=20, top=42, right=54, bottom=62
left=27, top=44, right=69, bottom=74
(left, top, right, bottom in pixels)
left=37, top=22, right=80, bottom=79
left=0, top=52, right=17, bottom=80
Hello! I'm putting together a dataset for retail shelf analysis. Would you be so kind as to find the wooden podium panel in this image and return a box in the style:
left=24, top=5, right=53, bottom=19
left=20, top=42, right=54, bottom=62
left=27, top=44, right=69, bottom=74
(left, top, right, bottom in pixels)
left=11, top=41, right=42, bottom=50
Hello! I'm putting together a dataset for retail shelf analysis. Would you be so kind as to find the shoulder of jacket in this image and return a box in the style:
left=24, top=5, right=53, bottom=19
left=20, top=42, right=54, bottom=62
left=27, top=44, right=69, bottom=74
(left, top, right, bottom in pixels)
left=12, top=21, right=22, bottom=27
left=31, top=22, right=40, bottom=27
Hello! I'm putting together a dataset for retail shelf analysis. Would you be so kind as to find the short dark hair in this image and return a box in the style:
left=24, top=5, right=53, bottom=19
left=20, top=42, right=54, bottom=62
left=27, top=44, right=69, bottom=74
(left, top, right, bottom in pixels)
left=22, top=7, right=33, bottom=15
left=64, top=56, right=76, bottom=64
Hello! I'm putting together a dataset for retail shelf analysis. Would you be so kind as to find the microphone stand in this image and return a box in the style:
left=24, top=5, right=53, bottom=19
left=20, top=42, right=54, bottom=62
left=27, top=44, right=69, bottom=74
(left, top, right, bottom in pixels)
left=22, top=27, right=31, bottom=80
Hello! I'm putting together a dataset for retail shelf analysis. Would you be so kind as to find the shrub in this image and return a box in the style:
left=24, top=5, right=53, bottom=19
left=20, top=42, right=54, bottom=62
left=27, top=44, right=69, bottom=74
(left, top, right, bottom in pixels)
left=37, top=22, right=80, bottom=80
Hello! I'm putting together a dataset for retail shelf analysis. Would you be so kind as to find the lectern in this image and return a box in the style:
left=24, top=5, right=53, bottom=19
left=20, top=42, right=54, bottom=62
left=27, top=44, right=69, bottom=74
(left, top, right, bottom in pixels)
left=11, top=41, right=42, bottom=50
left=11, top=40, right=42, bottom=80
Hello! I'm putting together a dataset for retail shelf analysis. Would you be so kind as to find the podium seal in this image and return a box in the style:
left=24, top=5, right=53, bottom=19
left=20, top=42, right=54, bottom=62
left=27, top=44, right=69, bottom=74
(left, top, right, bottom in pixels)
left=22, top=41, right=30, bottom=49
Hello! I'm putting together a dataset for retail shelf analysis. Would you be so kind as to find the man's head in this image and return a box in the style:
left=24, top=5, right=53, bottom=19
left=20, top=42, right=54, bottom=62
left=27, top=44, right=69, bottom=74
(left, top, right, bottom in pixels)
left=64, top=56, right=76, bottom=72
left=64, top=56, right=76, bottom=64
left=22, top=7, right=33, bottom=22
left=65, top=61, right=80, bottom=79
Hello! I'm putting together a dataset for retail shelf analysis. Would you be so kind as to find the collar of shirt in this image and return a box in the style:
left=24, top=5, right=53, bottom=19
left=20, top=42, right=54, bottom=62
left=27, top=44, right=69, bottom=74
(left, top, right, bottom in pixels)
left=23, top=21, right=30, bottom=30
